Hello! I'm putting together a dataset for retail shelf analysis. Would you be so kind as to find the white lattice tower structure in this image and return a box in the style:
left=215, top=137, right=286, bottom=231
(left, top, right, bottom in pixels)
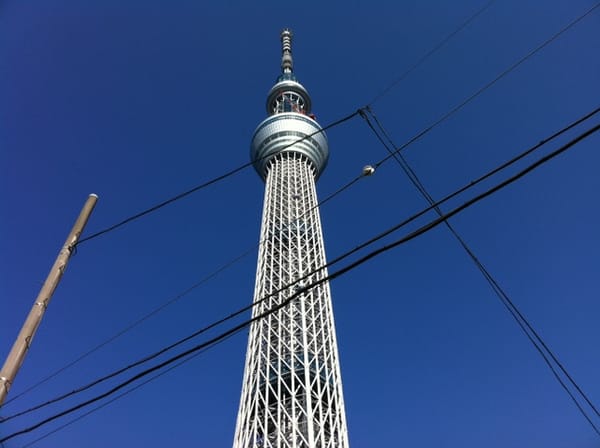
left=232, top=30, right=350, bottom=448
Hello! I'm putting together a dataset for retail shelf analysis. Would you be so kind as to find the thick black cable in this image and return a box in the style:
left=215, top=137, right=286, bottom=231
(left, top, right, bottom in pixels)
left=0, top=111, right=363, bottom=409
left=372, top=2, right=600, bottom=170
left=72, top=0, right=600, bottom=347
left=320, top=126, right=600, bottom=290
left=4, top=0, right=597, bottom=438
left=59, top=1, right=599, bottom=376
left=2, top=122, right=598, bottom=444
left=322, top=121, right=600, bottom=437
left=363, top=107, right=600, bottom=429
left=16, top=328, right=244, bottom=448
left=8, top=105, right=593, bottom=422
left=2, top=169, right=370, bottom=417
left=1, top=304, right=243, bottom=423
left=323, top=108, right=600, bottom=272
left=3, top=103, right=596, bottom=423
left=0, top=248, right=253, bottom=411
left=76, top=110, right=361, bottom=245
left=9, top=105, right=589, bottom=420
left=367, top=108, right=600, bottom=414
left=368, top=0, right=496, bottom=105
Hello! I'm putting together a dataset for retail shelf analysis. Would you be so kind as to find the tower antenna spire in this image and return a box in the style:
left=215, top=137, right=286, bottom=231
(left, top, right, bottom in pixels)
left=281, top=28, right=293, bottom=73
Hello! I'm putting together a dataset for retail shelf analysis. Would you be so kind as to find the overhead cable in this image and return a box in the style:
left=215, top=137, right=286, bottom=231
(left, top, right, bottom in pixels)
left=361, top=106, right=600, bottom=434
left=372, top=1, right=600, bottom=170
left=75, top=1, right=600, bottom=246
left=16, top=328, right=244, bottom=448
left=0, top=247, right=254, bottom=410
left=3, top=121, right=598, bottom=444
left=4, top=107, right=597, bottom=421
left=76, top=110, right=361, bottom=246
left=7, top=0, right=598, bottom=428
left=2, top=168, right=371, bottom=415
left=368, top=0, right=496, bottom=105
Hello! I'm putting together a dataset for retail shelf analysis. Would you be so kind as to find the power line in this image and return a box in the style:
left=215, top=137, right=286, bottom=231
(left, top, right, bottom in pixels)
left=20, top=1, right=592, bottom=403
left=372, top=1, right=600, bottom=170
left=54, top=1, right=599, bottom=384
left=62, top=0, right=494, bottom=253
left=3, top=3, right=595, bottom=444
left=2, top=167, right=372, bottom=415
left=361, top=106, right=600, bottom=434
left=6, top=0, right=598, bottom=422
left=16, top=328, right=244, bottom=448
left=72, top=0, right=600, bottom=247
left=323, top=107, right=600, bottom=273
left=3, top=121, right=597, bottom=444
left=0, top=248, right=254, bottom=409
left=368, top=0, right=496, bottom=105
left=320, top=123, right=600, bottom=305
left=67, top=0, right=494, bottom=249
left=19, top=97, right=593, bottom=416
left=1, top=110, right=362, bottom=409
left=76, top=110, right=361, bottom=246
left=9, top=104, right=595, bottom=422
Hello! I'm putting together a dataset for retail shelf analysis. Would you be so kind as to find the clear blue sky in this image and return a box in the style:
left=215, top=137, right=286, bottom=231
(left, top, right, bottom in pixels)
left=2, top=1, right=600, bottom=446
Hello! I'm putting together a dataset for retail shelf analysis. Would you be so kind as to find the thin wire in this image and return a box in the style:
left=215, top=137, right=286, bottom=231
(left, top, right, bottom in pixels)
left=321, top=122, right=600, bottom=436
left=65, top=1, right=599, bottom=252
left=76, top=110, right=361, bottom=245
left=16, top=328, right=244, bottom=448
left=368, top=0, right=496, bottom=105
left=71, top=0, right=600, bottom=248
left=482, top=259, right=600, bottom=419
left=372, top=1, right=600, bottom=170
left=6, top=1, right=597, bottom=438
left=1, top=247, right=254, bottom=408
left=47, top=5, right=600, bottom=393
left=2, top=168, right=371, bottom=415
left=3, top=122, right=598, bottom=444
left=19, top=98, right=593, bottom=414
left=363, top=107, right=600, bottom=428
left=5, top=103, right=597, bottom=424
left=7, top=31, right=511, bottom=401
left=323, top=108, right=600, bottom=274
left=0, top=114, right=364, bottom=409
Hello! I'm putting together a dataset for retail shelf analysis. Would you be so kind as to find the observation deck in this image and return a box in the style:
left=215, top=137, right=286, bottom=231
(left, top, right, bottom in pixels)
left=250, top=29, right=329, bottom=180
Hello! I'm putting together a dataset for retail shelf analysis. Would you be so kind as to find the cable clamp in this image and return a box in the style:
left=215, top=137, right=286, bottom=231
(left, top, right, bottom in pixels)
left=0, top=377, right=11, bottom=390
left=362, top=165, right=375, bottom=176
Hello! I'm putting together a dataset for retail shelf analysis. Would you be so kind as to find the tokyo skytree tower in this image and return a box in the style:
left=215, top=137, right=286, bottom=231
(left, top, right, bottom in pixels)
left=232, top=30, right=350, bottom=448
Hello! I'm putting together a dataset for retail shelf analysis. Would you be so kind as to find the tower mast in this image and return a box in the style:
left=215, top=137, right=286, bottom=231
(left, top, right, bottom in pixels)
left=233, top=30, right=350, bottom=448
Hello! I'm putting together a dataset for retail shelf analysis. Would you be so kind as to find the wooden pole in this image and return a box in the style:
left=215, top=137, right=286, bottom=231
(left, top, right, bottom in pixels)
left=0, top=194, right=98, bottom=406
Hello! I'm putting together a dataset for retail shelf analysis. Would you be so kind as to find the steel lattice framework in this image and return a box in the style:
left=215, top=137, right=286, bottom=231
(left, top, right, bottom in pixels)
left=233, top=30, right=349, bottom=448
